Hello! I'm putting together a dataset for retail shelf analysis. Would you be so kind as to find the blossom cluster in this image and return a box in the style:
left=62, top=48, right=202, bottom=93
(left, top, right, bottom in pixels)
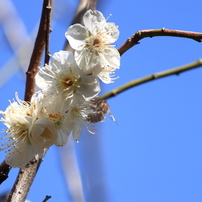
left=0, top=10, right=120, bottom=168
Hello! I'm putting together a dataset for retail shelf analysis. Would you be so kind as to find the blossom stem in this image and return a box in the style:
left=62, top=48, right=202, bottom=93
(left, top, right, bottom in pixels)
left=118, top=28, right=202, bottom=56
left=100, top=59, right=202, bottom=100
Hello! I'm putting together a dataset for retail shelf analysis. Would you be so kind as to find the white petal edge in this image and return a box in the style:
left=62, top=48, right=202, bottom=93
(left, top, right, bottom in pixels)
left=83, top=10, right=105, bottom=32
left=5, top=144, right=36, bottom=168
left=101, top=48, right=120, bottom=69
left=65, top=24, right=89, bottom=50
left=30, top=118, right=57, bottom=156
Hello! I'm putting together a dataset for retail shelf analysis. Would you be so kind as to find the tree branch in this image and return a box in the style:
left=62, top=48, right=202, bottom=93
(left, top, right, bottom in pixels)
left=100, top=59, right=202, bottom=100
left=44, top=1, right=52, bottom=65
left=63, top=0, right=98, bottom=51
left=0, top=161, right=11, bottom=184
left=24, top=0, right=52, bottom=102
left=42, top=195, right=51, bottom=202
left=7, top=157, right=41, bottom=202
left=6, top=1, right=53, bottom=201
left=118, top=28, right=202, bottom=56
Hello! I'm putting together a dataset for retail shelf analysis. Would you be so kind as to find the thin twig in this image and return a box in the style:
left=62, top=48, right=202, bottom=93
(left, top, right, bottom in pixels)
left=7, top=1, right=53, bottom=201
left=0, top=160, right=10, bottom=173
left=24, top=0, right=52, bottom=102
left=100, top=59, right=202, bottom=100
left=118, top=28, right=202, bottom=56
left=63, top=0, right=98, bottom=51
left=42, top=195, right=52, bottom=202
left=0, top=161, right=11, bottom=184
left=0, top=162, right=10, bottom=184
left=44, top=1, right=52, bottom=65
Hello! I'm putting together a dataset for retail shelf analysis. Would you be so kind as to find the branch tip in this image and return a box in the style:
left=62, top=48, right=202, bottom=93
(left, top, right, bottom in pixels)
left=118, top=29, right=202, bottom=55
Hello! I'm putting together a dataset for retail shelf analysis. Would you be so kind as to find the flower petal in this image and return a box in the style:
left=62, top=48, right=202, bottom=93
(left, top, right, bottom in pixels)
left=50, top=50, right=76, bottom=69
left=101, top=48, right=120, bottom=69
left=65, top=24, right=89, bottom=50
left=30, top=118, right=57, bottom=156
left=72, top=119, right=82, bottom=142
left=74, top=49, right=103, bottom=75
left=5, top=144, right=36, bottom=168
left=102, top=22, right=119, bottom=43
left=54, top=112, right=75, bottom=146
left=35, top=68, right=56, bottom=90
left=98, top=70, right=113, bottom=84
left=77, top=74, right=100, bottom=101
left=83, top=10, right=105, bottom=33
left=54, top=129, right=69, bottom=147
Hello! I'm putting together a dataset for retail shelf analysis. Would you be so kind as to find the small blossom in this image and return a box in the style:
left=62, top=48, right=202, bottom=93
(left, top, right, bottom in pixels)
left=0, top=93, right=57, bottom=168
left=42, top=106, right=71, bottom=147
left=65, top=101, right=97, bottom=142
left=36, top=51, right=100, bottom=112
left=65, top=9, right=120, bottom=83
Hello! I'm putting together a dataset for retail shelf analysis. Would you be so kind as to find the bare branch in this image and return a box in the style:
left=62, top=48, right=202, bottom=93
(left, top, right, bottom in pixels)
left=118, top=28, right=202, bottom=56
left=24, top=0, right=53, bottom=102
left=6, top=1, right=53, bottom=201
left=42, top=195, right=52, bottom=202
left=0, top=161, right=11, bottom=184
left=63, top=0, right=98, bottom=51
left=100, top=59, right=202, bottom=100
left=44, top=1, right=52, bottom=65
left=7, top=157, right=41, bottom=202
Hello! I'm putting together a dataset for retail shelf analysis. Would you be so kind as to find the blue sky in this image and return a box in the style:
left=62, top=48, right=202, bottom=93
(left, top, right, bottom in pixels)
left=0, top=0, right=202, bottom=202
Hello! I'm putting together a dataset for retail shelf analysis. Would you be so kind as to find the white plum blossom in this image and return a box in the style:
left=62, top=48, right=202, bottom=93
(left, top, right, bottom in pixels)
left=36, top=50, right=100, bottom=112
left=0, top=93, right=57, bottom=168
left=0, top=10, right=119, bottom=168
left=64, top=101, right=97, bottom=142
left=65, top=9, right=120, bottom=84
left=41, top=105, right=72, bottom=147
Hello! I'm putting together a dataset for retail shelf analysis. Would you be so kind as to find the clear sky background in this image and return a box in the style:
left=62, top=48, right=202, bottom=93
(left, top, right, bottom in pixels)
left=0, top=0, right=202, bottom=202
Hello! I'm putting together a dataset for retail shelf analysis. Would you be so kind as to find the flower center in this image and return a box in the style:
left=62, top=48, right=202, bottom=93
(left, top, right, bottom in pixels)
left=48, top=112, right=64, bottom=127
left=57, top=72, right=81, bottom=99
left=41, top=127, right=53, bottom=139
left=93, top=38, right=102, bottom=47
left=72, top=107, right=79, bottom=114
left=71, top=107, right=83, bottom=119
left=61, top=78, right=74, bottom=88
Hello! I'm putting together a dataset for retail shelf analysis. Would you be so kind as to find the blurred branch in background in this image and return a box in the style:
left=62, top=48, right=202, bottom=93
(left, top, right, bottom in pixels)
left=0, top=0, right=34, bottom=87
left=61, top=0, right=110, bottom=201
left=60, top=142, right=85, bottom=202
left=79, top=130, right=109, bottom=202
left=0, top=0, right=35, bottom=185
left=0, top=0, right=75, bottom=89
left=0, top=0, right=28, bottom=49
